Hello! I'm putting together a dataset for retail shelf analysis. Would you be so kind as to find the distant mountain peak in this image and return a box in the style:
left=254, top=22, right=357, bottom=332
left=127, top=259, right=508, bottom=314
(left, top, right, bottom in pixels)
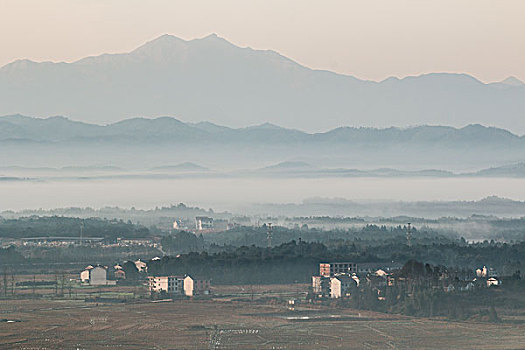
left=478, top=196, right=515, bottom=203
left=500, top=76, right=524, bottom=86
left=142, top=33, right=185, bottom=45
left=201, top=33, right=220, bottom=40
left=131, top=34, right=187, bottom=55
left=0, top=59, right=39, bottom=72
left=128, top=33, right=239, bottom=62
left=261, top=161, right=316, bottom=171
left=111, top=116, right=186, bottom=127
left=193, top=33, right=238, bottom=49
left=136, top=33, right=233, bottom=49
left=247, top=122, right=283, bottom=130
left=150, top=162, right=209, bottom=172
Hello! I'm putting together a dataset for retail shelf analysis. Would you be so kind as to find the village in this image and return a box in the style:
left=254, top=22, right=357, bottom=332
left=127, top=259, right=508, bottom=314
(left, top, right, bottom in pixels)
left=1, top=216, right=510, bottom=304
left=1, top=216, right=525, bottom=349
left=312, top=262, right=502, bottom=300
left=79, top=261, right=211, bottom=298
left=1, top=214, right=524, bottom=349
left=76, top=255, right=504, bottom=309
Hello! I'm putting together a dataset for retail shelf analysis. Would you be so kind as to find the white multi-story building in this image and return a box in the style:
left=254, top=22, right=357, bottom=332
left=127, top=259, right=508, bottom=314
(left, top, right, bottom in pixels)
left=148, top=275, right=211, bottom=296
left=148, top=276, right=185, bottom=295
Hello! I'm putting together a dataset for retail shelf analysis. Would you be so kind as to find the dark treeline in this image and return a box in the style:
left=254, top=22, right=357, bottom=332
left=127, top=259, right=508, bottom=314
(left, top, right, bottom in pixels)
left=1, top=203, right=224, bottom=227
left=324, top=239, right=523, bottom=276
left=0, top=216, right=152, bottom=240
left=0, top=245, right=161, bottom=275
left=20, top=245, right=160, bottom=264
left=205, top=224, right=457, bottom=247
left=161, top=231, right=205, bottom=254
left=0, top=246, right=25, bottom=263
left=147, top=239, right=525, bottom=284
left=148, top=241, right=336, bottom=284
left=1, top=217, right=524, bottom=279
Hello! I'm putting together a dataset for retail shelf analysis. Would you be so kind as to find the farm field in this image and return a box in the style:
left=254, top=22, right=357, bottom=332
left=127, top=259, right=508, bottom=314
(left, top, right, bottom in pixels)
left=1, top=296, right=525, bottom=350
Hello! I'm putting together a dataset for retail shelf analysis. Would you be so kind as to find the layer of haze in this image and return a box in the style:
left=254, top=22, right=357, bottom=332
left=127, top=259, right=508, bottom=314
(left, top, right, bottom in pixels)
left=2, top=177, right=525, bottom=213
left=1, top=0, right=524, bottom=82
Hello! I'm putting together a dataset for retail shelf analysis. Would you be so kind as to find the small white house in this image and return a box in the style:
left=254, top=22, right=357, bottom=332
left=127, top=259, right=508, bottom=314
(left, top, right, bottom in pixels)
left=476, top=266, right=489, bottom=278
left=375, top=269, right=388, bottom=277
left=134, top=259, right=147, bottom=272
left=81, top=265, right=111, bottom=285
left=80, top=266, right=93, bottom=283
left=487, top=277, right=501, bottom=287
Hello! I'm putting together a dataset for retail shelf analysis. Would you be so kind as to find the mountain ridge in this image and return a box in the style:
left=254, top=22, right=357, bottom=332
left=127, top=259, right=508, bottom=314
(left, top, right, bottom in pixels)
left=0, top=115, right=523, bottom=144
left=1, top=34, right=525, bottom=132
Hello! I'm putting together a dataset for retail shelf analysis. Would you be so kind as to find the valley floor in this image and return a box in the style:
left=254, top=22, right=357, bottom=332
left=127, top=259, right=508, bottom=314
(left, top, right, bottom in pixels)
left=1, top=292, right=524, bottom=349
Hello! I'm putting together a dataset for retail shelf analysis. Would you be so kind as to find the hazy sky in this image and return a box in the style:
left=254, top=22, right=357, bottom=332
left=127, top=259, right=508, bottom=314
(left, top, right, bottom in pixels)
left=0, top=0, right=524, bottom=82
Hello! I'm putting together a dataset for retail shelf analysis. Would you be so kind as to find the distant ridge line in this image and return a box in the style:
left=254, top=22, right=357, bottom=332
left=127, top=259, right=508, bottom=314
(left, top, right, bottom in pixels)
left=1, top=34, right=525, bottom=133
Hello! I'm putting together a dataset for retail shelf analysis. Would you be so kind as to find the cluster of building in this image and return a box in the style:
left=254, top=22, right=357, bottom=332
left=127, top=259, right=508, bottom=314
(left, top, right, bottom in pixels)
left=79, top=258, right=212, bottom=298
left=475, top=265, right=501, bottom=287
left=21, top=237, right=104, bottom=246
left=114, top=238, right=158, bottom=248
left=312, top=262, right=361, bottom=299
left=312, top=261, right=502, bottom=300
left=79, top=258, right=150, bottom=285
left=313, top=262, right=405, bottom=298
left=171, top=216, right=231, bottom=233
left=13, top=236, right=158, bottom=248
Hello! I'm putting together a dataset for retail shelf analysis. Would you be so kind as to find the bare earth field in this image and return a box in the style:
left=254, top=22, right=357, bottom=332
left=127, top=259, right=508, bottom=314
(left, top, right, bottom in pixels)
left=1, top=296, right=525, bottom=350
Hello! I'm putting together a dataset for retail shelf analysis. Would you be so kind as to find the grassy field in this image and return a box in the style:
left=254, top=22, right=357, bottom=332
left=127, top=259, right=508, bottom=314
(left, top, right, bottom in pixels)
left=1, top=283, right=525, bottom=350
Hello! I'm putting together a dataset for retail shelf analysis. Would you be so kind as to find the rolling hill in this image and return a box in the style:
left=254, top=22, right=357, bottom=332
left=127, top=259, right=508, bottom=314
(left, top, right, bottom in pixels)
left=0, top=115, right=524, bottom=170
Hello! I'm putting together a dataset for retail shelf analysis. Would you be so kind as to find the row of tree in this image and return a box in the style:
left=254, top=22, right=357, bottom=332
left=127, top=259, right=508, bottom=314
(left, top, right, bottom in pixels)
left=0, top=216, right=151, bottom=240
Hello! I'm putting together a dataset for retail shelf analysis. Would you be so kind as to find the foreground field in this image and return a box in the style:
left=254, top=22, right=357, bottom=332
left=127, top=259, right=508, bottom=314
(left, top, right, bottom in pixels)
left=1, top=296, right=525, bottom=350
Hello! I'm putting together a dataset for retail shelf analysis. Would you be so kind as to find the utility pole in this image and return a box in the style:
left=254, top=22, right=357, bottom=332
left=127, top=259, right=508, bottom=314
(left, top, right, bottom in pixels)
left=10, top=273, right=15, bottom=296
left=267, top=223, right=273, bottom=248
left=80, top=220, right=84, bottom=246
left=2, top=271, right=7, bottom=297
left=407, top=223, right=412, bottom=247
left=60, top=273, right=66, bottom=296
